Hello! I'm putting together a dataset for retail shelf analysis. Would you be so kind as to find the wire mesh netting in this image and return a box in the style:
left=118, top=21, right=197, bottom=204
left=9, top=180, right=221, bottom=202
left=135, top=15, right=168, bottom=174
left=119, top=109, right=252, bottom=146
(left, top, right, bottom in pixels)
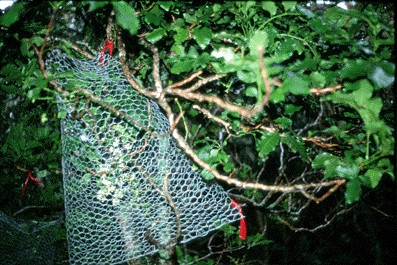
left=45, top=50, right=241, bottom=264
left=0, top=211, right=57, bottom=265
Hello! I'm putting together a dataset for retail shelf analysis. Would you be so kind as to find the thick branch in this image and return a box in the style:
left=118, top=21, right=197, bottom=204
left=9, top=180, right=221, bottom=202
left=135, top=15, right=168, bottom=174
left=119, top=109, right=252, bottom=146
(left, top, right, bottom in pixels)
left=116, top=30, right=156, bottom=98
left=172, top=128, right=345, bottom=196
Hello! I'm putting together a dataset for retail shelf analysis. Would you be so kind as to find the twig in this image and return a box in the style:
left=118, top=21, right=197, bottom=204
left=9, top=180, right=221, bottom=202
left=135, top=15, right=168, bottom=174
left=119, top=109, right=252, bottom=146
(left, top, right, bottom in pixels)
left=167, top=89, right=256, bottom=118
left=310, top=84, right=343, bottom=95
left=13, top=205, right=53, bottom=216
left=33, top=8, right=69, bottom=97
left=172, top=127, right=346, bottom=196
left=166, top=73, right=225, bottom=93
left=106, top=11, right=115, bottom=42
left=163, top=173, right=182, bottom=246
left=297, top=100, right=324, bottom=135
left=52, top=38, right=96, bottom=59
left=116, top=29, right=155, bottom=98
left=139, top=38, right=163, bottom=96
left=73, top=87, right=168, bottom=137
left=166, top=70, right=204, bottom=90
left=39, top=8, right=58, bottom=57
left=302, top=136, right=340, bottom=152
left=255, top=44, right=272, bottom=113
left=192, top=105, right=232, bottom=133
left=165, top=45, right=272, bottom=119
left=275, top=204, right=355, bottom=232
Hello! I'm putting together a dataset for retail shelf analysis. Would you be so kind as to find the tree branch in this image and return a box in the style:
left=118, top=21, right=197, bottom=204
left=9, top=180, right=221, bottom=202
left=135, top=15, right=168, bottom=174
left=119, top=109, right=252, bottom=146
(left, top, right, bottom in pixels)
left=172, top=128, right=346, bottom=196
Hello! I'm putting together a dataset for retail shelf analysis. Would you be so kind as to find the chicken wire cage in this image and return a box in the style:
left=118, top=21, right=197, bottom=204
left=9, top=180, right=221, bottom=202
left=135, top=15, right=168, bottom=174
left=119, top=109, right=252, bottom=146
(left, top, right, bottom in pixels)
left=46, top=50, right=241, bottom=264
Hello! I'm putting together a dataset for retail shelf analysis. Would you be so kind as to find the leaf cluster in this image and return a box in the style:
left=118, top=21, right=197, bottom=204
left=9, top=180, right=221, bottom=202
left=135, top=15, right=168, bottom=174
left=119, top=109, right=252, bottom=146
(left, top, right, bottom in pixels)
left=0, top=1, right=394, bottom=264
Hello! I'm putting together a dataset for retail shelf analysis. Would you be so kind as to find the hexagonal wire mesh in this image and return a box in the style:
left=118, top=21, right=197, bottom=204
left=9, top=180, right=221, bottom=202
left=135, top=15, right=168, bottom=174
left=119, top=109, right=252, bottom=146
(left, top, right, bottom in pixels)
left=45, top=50, right=241, bottom=264
left=0, top=211, right=57, bottom=265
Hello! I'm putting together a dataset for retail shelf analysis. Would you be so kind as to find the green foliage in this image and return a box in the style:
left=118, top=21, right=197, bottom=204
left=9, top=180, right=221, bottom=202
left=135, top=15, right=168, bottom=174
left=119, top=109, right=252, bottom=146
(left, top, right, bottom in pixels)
left=0, top=1, right=394, bottom=264
left=0, top=2, right=26, bottom=27
left=112, top=1, right=140, bottom=36
left=257, top=132, right=280, bottom=158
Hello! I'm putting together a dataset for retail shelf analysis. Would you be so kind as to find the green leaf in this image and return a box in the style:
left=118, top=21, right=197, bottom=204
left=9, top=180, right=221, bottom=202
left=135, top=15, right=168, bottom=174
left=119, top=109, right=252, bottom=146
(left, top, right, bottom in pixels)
left=170, top=59, right=194, bottom=74
left=144, top=5, right=163, bottom=26
left=200, top=169, right=215, bottom=181
left=270, top=87, right=286, bottom=103
left=196, top=145, right=212, bottom=162
left=113, top=1, right=140, bottom=36
left=312, top=153, right=338, bottom=169
left=57, top=110, right=67, bottom=119
left=223, top=161, right=234, bottom=173
left=297, top=5, right=315, bottom=18
left=363, top=169, right=383, bottom=188
left=257, top=132, right=280, bottom=158
left=282, top=1, right=296, bottom=11
left=27, top=87, right=41, bottom=100
left=0, top=2, right=26, bottom=27
left=159, top=2, right=174, bottom=12
left=345, top=178, right=361, bottom=204
left=174, top=27, right=189, bottom=43
left=284, top=104, right=302, bottom=116
left=246, top=233, right=273, bottom=246
left=249, top=30, right=268, bottom=56
left=20, top=39, right=32, bottom=57
left=310, top=71, right=326, bottom=88
left=88, top=1, right=109, bottom=12
left=261, top=2, right=277, bottom=16
left=377, top=159, right=394, bottom=180
left=281, top=135, right=309, bottom=162
left=340, top=60, right=371, bottom=80
left=335, top=163, right=360, bottom=180
left=171, top=43, right=185, bottom=55
left=146, top=28, right=167, bottom=43
left=193, top=27, right=212, bottom=49
left=274, top=117, right=292, bottom=129
left=187, top=46, right=199, bottom=58
left=282, top=77, right=310, bottom=95
left=244, top=86, right=258, bottom=98
left=237, top=70, right=256, bottom=83
left=352, top=79, right=373, bottom=105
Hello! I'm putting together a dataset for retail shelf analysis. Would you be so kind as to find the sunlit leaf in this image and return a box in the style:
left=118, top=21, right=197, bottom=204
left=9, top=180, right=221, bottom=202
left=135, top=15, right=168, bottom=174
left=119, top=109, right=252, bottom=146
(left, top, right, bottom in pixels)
left=282, top=1, right=297, bottom=11
left=281, top=77, right=310, bottom=95
left=159, top=2, right=174, bottom=11
left=193, top=27, right=212, bottom=49
left=261, top=2, right=277, bottom=16
left=174, top=27, right=189, bottom=43
left=0, top=2, right=26, bottom=27
left=146, top=28, right=167, bottom=43
left=335, top=163, right=360, bottom=180
left=27, top=87, right=41, bottom=100
left=244, top=86, right=258, bottom=98
left=237, top=70, right=256, bottom=83
left=249, top=30, right=268, bottom=56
